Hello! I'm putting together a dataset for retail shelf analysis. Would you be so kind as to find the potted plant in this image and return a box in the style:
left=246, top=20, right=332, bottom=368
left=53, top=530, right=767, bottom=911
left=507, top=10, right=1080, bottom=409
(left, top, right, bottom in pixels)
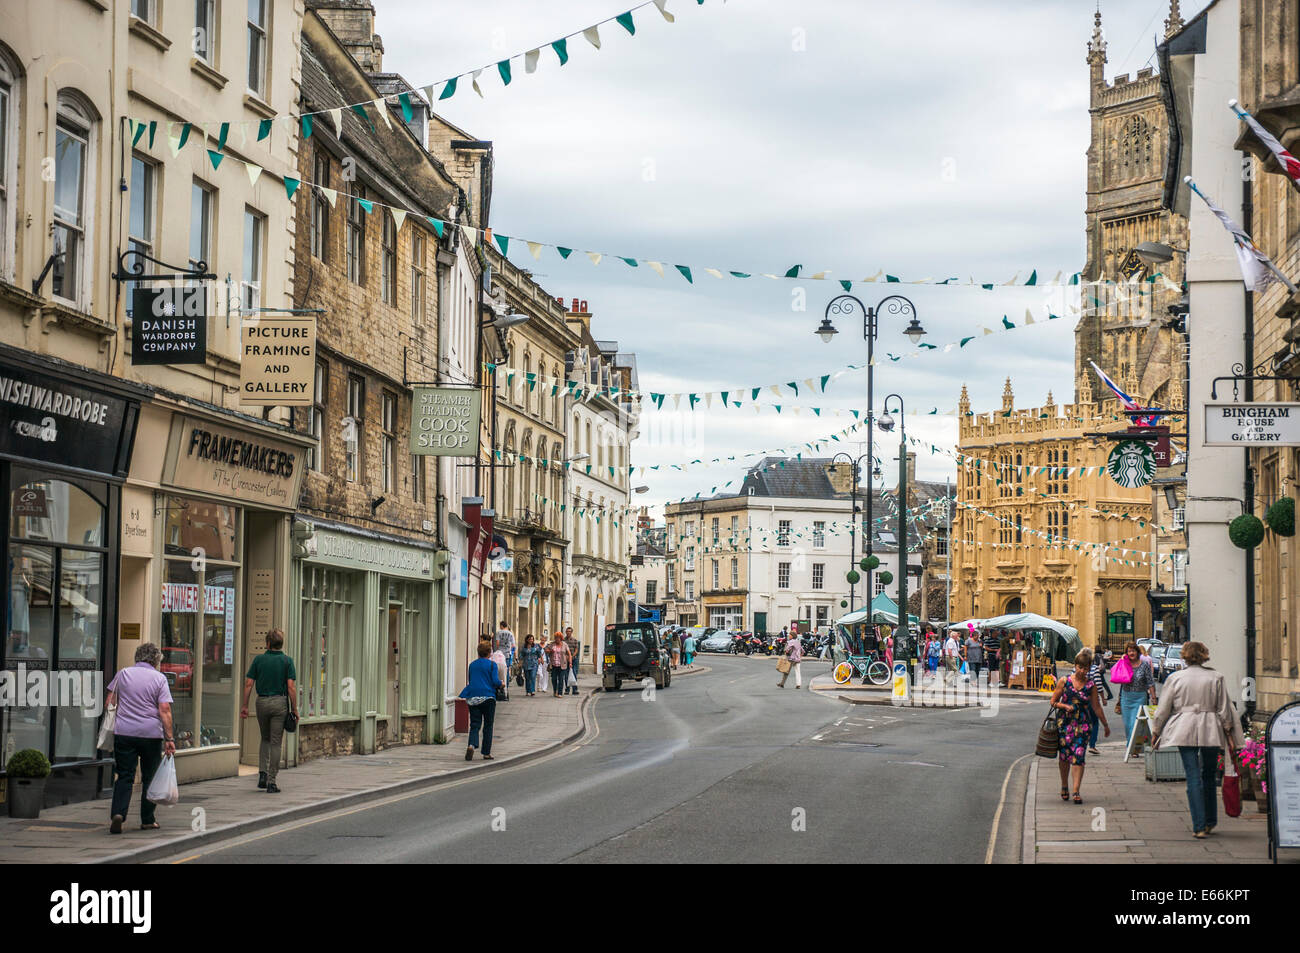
left=5, top=749, right=52, bottom=818
left=1238, top=733, right=1268, bottom=812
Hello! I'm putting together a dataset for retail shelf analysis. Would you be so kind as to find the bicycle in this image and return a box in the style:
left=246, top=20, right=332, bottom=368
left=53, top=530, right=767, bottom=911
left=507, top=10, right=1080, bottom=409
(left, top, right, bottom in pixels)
left=833, top=652, right=890, bottom=686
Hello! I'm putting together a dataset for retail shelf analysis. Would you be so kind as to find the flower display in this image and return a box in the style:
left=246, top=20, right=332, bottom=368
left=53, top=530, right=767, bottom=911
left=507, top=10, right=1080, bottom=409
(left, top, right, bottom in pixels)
left=1237, top=731, right=1268, bottom=796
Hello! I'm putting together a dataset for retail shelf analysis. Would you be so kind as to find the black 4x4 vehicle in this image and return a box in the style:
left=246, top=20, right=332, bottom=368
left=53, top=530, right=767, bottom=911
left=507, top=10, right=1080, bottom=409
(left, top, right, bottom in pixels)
left=602, top=622, right=671, bottom=692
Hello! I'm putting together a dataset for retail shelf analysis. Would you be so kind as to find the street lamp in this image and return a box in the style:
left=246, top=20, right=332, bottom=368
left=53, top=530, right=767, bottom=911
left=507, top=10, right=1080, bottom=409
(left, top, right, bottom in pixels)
left=878, top=393, right=913, bottom=666
left=816, top=295, right=924, bottom=621
left=829, top=453, right=873, bottom=613
left=1133, top=241, right=1186, bottom=268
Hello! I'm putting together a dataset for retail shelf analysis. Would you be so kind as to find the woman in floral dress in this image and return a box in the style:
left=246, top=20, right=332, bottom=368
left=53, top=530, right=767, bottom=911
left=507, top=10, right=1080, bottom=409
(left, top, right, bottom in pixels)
left=1050, top=649, right=1110, bottom=803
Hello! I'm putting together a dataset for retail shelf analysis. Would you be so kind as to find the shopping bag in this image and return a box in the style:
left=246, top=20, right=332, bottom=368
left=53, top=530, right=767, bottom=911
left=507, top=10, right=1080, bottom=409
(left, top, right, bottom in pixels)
left=567, top=668, right=578, bottom=689
left=96, top=706, right=116, bottom=751
left=1222, top=757, right=1242, bottom=817
left=1109, top=656, right=1134, bottom=685
left=145, top=755, right=180, bottom=806
left=776, top=657, right=792, bottom=675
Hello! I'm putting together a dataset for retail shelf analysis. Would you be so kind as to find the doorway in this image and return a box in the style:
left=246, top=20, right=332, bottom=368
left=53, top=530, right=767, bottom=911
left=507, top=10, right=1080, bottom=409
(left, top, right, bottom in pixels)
left=387, top=603, right=400, bottom=746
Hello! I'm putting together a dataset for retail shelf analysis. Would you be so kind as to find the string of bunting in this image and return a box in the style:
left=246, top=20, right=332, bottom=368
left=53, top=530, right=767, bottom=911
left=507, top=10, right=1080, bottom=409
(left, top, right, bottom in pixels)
left=127, top=126, right=1187, bottom=297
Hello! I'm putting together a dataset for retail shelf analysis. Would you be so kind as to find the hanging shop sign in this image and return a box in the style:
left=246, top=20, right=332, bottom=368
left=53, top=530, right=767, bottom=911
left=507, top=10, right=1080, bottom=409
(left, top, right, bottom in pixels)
left=163, top=414, right=305, bottom=510
left=517, top=585, right=535, bottom=608
left=1204, top=403, right=1300, bottom=447
left=131, top=287, right=207, bottom=365
left=1107, top=440, right=1156, bottom=489
left=239, top=315, right=316, bottom=407
left=0, top=358, right=135, bottom=475
left=411, top=386, right=482, bottom=456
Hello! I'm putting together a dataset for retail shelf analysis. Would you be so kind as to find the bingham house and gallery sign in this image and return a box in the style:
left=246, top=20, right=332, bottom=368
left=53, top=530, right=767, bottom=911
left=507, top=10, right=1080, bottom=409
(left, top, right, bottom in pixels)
left=162, top=415, right=306, bottom=510
left=411, top=386, right=482, bottom=457
left=1204, top=403, right=1300, bottom=446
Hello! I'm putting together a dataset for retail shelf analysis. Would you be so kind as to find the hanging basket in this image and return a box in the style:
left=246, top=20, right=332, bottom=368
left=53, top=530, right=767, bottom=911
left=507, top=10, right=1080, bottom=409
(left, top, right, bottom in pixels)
left=1265, top=497, right=1295, bottom=537
left=861, top=555, right=880, bottom=571
left=840, top=600, right=848, bottom=608
left=846, top=570, right=861, bottom=584
left=1228, top=514, right=1265, bottom=550
left=878, top=570, right=893, bottom=585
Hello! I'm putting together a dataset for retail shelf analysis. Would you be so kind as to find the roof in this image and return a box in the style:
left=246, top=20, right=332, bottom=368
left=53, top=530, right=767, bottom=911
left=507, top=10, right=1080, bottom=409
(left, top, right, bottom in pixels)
left=740, top=457, right=842, bottom=499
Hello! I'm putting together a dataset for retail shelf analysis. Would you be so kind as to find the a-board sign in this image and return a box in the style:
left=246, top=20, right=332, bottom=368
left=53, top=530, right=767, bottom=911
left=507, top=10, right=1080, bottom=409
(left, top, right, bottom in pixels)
left=1267, top=701, right=1300, bottom=857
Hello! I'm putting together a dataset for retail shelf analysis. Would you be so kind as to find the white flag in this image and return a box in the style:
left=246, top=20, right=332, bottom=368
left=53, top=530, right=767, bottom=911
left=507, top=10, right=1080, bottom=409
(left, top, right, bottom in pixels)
left=1186, top=176, right=1279, bottom=291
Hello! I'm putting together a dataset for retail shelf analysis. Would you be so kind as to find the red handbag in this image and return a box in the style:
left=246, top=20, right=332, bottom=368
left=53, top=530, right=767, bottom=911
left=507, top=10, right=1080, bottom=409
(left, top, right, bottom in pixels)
left=1222, top=759, right=1242, bottom=818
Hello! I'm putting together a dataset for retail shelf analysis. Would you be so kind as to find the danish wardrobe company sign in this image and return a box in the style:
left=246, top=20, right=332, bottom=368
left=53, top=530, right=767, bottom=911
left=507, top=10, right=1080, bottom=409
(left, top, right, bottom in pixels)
left=1204, top=403, right=1300, bottom=446
left=240, top=315, right=316, bottom=407
left=163, top=415, right=306, bottom=510
left=131, top=286, right=207, bottom=365
left=0, top=359, right=135, bottom=475
left=410, top=386, right=482, bottom=456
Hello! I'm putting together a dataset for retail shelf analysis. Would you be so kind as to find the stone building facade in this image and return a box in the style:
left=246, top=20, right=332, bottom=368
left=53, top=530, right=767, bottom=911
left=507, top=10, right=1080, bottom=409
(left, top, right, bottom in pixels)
left=1234, top=0, right=1300, bottom=721
left=951, top=380, right=1153, bottom=648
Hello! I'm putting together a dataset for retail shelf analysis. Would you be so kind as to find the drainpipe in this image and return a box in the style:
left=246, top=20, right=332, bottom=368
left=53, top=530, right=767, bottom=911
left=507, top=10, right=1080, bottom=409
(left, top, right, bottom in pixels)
left=1242, top=174, right=1257, bottom=723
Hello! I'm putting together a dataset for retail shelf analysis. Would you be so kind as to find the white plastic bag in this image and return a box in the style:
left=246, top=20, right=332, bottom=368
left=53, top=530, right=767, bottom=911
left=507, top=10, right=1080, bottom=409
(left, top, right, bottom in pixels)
left=96, top=707, right=116, bottom=751
left=567, top=667, right=578, bottom=689
left=145, top=754, right=180, bottom=806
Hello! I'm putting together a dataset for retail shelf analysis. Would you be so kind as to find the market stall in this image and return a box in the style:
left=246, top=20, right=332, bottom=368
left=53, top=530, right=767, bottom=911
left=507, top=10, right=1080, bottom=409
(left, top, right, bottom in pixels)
left=976, top=613, right=1082, bottom=690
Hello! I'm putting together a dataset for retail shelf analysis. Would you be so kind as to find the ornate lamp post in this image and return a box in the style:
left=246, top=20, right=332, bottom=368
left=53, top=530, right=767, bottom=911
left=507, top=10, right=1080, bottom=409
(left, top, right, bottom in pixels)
left=878, top=394, right=913, bottom=665
left=816, top=295, right=925, bottom=618
left=828, top=452, right=880, bottom=612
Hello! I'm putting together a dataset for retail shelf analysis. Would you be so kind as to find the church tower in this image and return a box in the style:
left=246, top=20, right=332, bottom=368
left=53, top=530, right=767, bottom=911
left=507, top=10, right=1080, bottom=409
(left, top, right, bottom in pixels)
left=1074, top=5, right=1188, bottom=412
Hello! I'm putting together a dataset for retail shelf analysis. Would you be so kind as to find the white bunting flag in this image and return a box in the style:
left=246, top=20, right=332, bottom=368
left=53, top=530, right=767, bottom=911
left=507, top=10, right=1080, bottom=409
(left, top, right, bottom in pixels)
left=527, top=241, right=543, bottom=260
left=329, top=108, right=343, bottom=138
left=391, top=209, right=406, bottom=232
left=320, top=187, right=337, bottom=208
left=245, top=162, right=262, bottom=187
left=704, top=268, right=724, bottom=279
left=525, top=49, right=540, bottom=73
left=653, top=0, right=675, bottom=21
left=587, top=252, right=602, bottom=266
left=374, top=98, right=391, bottom=129
left=472, top=70, right=484, bottom=97
left=646, top=261, right=665, bottom=277
left=584, top=26, right=601, bottom=48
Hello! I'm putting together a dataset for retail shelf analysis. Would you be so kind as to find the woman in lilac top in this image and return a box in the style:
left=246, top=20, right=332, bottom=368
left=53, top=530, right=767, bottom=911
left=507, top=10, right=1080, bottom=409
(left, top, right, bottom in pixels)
left=104, top=643, right=175, bottom=834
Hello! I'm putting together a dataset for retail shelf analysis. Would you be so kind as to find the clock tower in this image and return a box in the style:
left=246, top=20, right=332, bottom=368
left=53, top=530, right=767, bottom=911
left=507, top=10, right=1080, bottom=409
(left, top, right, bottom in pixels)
left=1073, top=6, right=1187, bottom=413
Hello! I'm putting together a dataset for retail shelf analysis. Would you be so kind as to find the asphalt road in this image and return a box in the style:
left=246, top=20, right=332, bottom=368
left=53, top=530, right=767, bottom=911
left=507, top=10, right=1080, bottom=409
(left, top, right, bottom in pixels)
left=168, top=655, right=1044, bottom=864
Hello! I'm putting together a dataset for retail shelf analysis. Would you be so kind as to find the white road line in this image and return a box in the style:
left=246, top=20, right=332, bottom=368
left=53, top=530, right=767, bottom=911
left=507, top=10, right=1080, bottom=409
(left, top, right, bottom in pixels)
left=985, top=752, right=1032, bottom=865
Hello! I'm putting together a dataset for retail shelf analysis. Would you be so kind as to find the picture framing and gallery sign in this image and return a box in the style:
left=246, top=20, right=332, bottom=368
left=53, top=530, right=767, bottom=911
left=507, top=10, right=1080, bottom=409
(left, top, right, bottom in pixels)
left=239, top=315, right=316, bottom=407
left=1204, top=403, right=1300, bottom=447
left=411, top=386, right=481, bottom=457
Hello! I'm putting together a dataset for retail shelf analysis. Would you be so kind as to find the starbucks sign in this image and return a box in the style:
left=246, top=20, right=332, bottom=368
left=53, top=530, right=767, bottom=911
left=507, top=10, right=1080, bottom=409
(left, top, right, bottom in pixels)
left=1107, top=440, right=1156, bottom=489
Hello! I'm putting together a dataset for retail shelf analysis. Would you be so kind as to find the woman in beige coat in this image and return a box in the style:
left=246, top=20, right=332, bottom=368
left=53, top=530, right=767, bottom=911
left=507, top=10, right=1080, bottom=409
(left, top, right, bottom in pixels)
left=1151, top=642, right=1245, bottom=838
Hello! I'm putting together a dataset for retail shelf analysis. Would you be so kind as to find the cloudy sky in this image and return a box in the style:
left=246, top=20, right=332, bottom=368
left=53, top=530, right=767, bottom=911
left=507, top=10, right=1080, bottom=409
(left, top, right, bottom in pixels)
left=381, top=0, right=1189, bottom=515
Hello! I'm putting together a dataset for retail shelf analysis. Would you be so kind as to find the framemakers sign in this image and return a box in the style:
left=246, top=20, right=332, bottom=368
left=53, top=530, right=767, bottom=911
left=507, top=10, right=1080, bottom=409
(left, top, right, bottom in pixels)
left=1204, top=403, right=1300, bottom=447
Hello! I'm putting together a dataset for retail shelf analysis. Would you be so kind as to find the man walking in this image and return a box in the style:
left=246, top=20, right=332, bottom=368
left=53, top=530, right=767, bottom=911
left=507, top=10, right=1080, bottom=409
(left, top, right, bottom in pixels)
left=564, top=626, right=581, bottom=696
left=778, top=626, right=804, bottom=689
left=240, top=627, right=298, bottom=794
left=982, top=630, right=1001, bottom=686
left=942, top=628, right=960, bottom=683
left=497, top=620, right=516, bottom=678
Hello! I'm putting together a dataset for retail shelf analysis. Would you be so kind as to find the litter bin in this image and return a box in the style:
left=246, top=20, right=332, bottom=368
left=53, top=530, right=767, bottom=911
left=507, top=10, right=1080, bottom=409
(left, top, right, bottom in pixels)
left=454, top=698, right=469, bottom=734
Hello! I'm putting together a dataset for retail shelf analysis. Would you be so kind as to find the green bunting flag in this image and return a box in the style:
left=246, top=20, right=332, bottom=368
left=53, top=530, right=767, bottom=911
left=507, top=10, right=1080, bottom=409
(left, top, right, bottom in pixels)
left=131, top=120, right=147, bottom=147
left=621, top=257, right=638, bottom=267
left=207, top=149, right=224, bottom=170
left=1002, top=315, right=1015, bottom=329
left=820, top=375, right=830, bottom=391
left=301, top=115, right=313, bottom=139
left=258, top=118, right=273, bottom=141
left=178, top=122, right=192, bottom=150
left=558, top=247, right=572, bottom=258
left=960, top=336, right=975, bottom=347
left=785, top=265, right=802, bottom=278
left=351, top=103, right=375, bottom=131
left=217, top=122, right=229, bottom=151
left=840, top=280, right=852, bottom=291
left=498, top=60, right=512, bottom=85
left=399, top=92, right=413, bottom=122
left=552, top=38, right=569, bottom=65
left=675, top=264, right=693, bottom=283
left=439, top=77, right=457, bottom=100
left=357, top=199, right=374, bottom=214
left=616, top=11, right=636, bottom=34
left=428, top=218, right=444, bottom=238
left=283, top=176, right=301, bottom=200
left=495, top=234, right=509, bottom=255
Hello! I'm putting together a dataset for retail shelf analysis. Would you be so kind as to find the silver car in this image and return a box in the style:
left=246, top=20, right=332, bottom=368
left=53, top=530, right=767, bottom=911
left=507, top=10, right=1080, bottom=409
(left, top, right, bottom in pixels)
left=698, top=629, right=739, bottom=653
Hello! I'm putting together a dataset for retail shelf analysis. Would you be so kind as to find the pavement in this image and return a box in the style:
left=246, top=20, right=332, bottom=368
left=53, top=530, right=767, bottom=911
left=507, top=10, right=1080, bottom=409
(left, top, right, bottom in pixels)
left=1022, top=736, right=1287, bottom=864
left=0, top=670, right=625, bottom=864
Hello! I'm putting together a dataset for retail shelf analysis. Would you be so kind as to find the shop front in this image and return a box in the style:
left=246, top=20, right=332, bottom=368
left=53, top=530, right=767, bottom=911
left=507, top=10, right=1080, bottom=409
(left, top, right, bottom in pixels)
left=0, top=346, right=147, bottom=806
left=293, top=521, right=444, bottom=760
left=119, top=401, right=309, bottom=784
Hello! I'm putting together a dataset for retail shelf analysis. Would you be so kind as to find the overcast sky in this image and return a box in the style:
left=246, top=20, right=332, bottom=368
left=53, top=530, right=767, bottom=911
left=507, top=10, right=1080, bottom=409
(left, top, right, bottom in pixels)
left=380, top=0, right=1191, bottom=517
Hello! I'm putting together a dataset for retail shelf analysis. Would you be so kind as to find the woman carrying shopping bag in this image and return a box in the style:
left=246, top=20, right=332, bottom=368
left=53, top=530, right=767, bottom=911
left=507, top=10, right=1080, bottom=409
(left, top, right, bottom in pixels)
left=104, top=643, right=175, bottom=834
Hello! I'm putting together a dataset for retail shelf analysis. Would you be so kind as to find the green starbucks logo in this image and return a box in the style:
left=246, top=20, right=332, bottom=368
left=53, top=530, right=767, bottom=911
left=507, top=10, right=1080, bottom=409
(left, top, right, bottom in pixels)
left=1107, top=440, right=1155, bottom=488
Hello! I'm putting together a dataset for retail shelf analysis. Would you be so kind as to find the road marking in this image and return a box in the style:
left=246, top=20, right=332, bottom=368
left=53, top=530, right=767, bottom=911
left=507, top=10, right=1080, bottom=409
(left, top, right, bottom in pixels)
left=886, top=760, right=944, bottom=767
left=984, top=752, right=1031, bottom=865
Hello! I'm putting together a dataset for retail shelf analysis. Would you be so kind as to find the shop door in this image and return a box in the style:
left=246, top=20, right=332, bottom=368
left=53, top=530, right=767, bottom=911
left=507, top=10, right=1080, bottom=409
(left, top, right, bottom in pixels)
left=754, top=611, right=767, bottom=636
left=387, top=604, right=400, bottom=746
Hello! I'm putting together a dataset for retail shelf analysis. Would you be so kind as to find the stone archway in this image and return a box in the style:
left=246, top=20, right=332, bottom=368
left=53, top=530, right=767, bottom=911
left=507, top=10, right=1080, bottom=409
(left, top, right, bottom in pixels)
left=1004, top=596, right=1023, bottom=614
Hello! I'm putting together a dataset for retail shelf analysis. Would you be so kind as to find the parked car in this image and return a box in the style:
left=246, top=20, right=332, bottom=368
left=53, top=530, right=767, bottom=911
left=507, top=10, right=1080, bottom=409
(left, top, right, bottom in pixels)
left=602, top=622, right=672, bottom=691
left=161, top=646, right=194, bottom=693
left=1155, top=643, right=1186, bottom=682
left=698, top=629, right=738, bottom=653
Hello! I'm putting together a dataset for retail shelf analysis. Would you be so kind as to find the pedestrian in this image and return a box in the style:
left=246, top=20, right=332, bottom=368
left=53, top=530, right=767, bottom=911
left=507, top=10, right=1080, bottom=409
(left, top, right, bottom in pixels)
left=564, top=626, right=581, bottom=695
left=547, top=632, right=572, bottom=698
left=965, top=626, right=983, bottom=679
left=1049, top=649, right=1110, bottom=803
left=490, top=639, right=509, bottom=700
left=1112, top=641, right=1157, bottom=745
left=239, top=627, right=298, bottom=794
left=670, top=629, right=681, bottom=670
left=104, top=643, right=175, bottom=833
left=1150, top=641, right=1244, bottom=838
left=1086, top=645, right=1113, bottom=754
left=497, top=620, right=516, bottom=677
left=459, top=641, right=501, bottom=761
left=925, top=630, right=941, bottom=676
left=520, top=634, right=544, bottom=697
left=777, top=624, right=804, bottom=688
left=982, top=629, right=1001, bottom=686
left=942, top=628, right=960, bottom=682
left=535, top=641, right=549, bottom=696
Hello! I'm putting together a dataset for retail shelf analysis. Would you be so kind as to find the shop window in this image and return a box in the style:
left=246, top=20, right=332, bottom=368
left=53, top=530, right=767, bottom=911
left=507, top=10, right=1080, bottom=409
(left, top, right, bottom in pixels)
left=301, top=566, right=356, bottom=719
left=159, top=497, right=241, bottom=752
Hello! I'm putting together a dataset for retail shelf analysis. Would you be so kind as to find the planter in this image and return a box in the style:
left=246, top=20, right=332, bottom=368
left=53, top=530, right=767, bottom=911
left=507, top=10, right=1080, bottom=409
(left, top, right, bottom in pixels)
left=5, top=777, right=46, bottom=818
left=1239, top=770, right=1256, bottom=801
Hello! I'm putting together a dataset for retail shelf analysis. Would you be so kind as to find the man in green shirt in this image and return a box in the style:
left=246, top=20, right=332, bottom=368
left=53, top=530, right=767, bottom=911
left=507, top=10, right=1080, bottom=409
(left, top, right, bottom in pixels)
left=240, top=628, right=298, bottom=793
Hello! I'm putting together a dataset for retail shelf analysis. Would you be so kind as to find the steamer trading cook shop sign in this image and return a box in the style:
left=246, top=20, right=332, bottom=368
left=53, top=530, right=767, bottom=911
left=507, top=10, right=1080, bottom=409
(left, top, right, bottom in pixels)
left=410, top=386, right=482, bottom=457
left=1204, top=403, right=1300, bottom=446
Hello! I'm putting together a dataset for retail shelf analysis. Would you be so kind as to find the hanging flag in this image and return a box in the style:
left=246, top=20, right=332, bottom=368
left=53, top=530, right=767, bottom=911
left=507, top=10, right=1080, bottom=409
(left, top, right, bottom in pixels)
left=552, top=38, right=570, bottom=64
left=616, top=11, right=636, bottom=34
left=1230, top=100, right=1300, bottom=185
left=1185, top=176, right=1290, bottom=292
left=1089, top=361, right=1158, bottom=426
left=584, top=25, right=601, bottom=48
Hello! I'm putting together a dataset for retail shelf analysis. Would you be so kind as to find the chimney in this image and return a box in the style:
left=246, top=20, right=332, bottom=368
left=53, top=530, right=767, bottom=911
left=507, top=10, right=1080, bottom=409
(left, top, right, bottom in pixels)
left=312, top=2, right=385, bottom=72
left=825, top=461, right=855, bottom=495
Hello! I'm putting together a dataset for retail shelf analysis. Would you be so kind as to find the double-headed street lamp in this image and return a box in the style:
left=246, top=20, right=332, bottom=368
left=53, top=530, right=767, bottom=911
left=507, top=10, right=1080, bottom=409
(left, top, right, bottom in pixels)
left=815, top=295, right=925, bottom=617
left=828, top=452, right=880, bottom=613
left=878, top=394, right=913, bottom=664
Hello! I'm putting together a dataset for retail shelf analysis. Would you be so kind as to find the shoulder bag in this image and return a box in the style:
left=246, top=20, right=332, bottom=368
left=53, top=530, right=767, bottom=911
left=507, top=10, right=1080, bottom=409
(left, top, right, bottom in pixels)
left=776, top=656, right=792, bottom=675
left=281, top=655, right=298, bottom=733
left=1035, top=707, right=1060, bottom=758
